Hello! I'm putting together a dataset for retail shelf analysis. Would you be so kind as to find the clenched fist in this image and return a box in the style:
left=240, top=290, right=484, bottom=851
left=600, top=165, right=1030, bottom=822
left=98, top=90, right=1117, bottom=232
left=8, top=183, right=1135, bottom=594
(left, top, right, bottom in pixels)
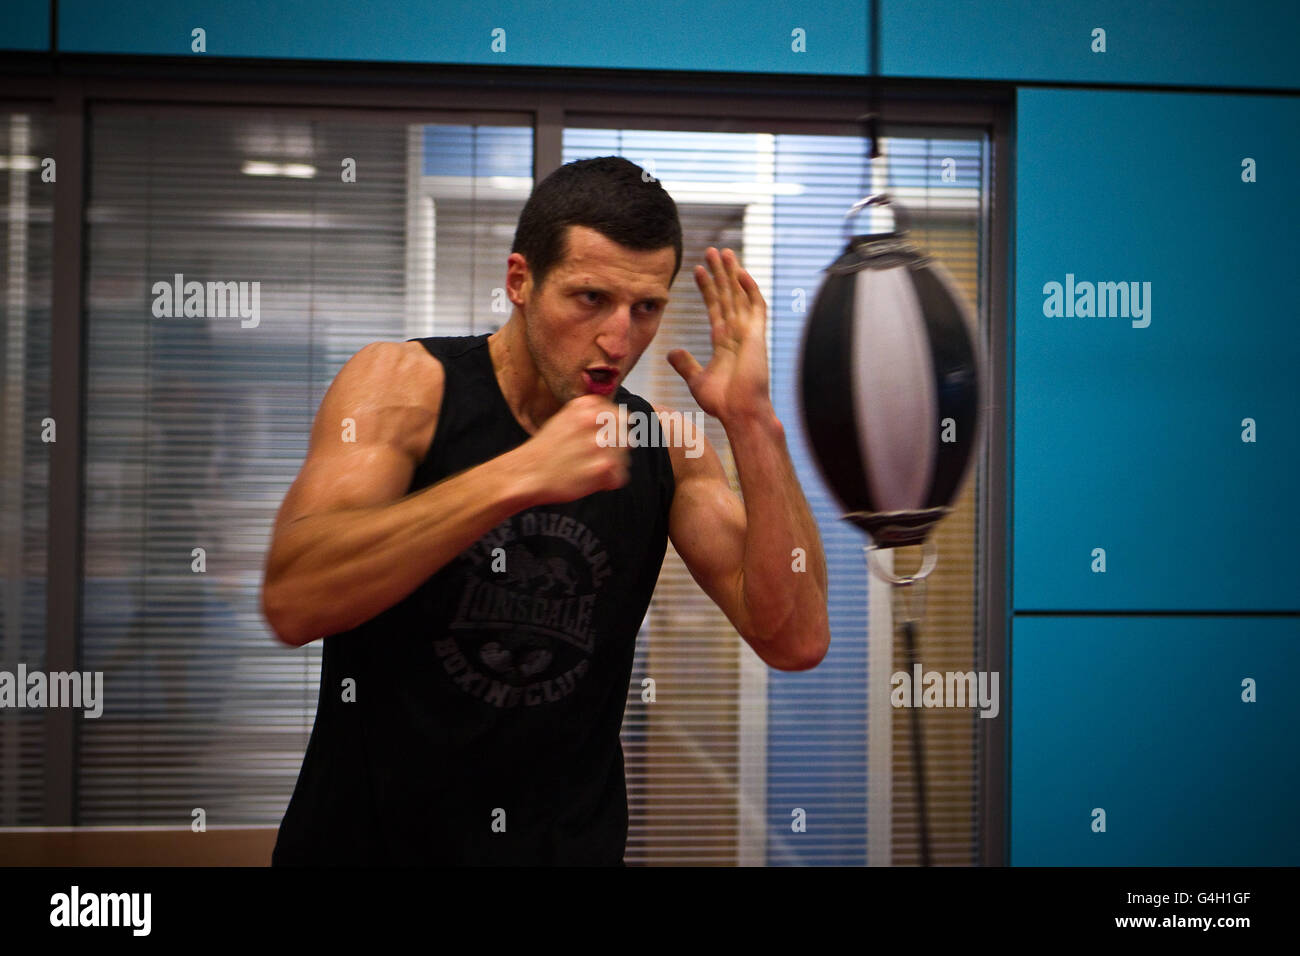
left=513, top=395, right=631, bottom=505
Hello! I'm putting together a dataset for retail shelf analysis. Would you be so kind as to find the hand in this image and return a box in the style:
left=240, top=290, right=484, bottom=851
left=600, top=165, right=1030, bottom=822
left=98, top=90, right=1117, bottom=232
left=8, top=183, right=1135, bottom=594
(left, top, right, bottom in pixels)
left=667, top=247, right=771, bottom=423
left=515, top=395, right=630, bottom=504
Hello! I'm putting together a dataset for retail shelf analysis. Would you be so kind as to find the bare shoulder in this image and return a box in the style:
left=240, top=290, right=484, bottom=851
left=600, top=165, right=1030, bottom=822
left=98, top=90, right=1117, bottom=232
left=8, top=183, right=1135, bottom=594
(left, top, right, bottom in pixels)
left=271, top=341, right=446, bottom=532
left=323, top=340, right=445, bottom=464
left=344, top=340, right=443, bottom=399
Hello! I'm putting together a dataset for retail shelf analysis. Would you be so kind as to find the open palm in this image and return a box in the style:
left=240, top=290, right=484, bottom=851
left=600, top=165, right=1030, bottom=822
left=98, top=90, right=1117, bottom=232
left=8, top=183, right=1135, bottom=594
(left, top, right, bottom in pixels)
left=667, top=247, right=771, bottom=423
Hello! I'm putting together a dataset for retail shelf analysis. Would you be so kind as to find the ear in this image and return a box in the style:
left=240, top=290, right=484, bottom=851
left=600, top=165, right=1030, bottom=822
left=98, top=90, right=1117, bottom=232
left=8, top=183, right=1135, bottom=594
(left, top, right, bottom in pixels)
left=505, top=252, right=532, bottom=307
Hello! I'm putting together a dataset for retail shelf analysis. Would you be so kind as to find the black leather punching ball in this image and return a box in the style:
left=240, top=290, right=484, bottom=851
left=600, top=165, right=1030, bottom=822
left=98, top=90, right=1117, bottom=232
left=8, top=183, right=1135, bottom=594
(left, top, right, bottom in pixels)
left=798, top=194, right=983, bottom=550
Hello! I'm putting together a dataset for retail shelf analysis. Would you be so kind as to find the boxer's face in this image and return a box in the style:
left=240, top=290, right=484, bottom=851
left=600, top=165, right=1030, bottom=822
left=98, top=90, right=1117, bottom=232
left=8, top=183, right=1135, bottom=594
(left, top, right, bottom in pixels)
left=511, top=224, right=675, bottom=407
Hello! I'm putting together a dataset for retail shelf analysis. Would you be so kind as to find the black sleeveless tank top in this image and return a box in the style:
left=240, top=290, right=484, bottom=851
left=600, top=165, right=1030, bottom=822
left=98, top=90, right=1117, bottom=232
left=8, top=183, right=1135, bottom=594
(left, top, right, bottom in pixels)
left=272, top=333, right=675, bottom=865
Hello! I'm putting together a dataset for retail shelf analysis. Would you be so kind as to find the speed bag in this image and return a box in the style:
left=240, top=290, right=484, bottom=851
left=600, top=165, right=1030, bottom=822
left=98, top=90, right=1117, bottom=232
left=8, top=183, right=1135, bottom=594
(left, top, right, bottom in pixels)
left=798, top=199, right=983, bottom=549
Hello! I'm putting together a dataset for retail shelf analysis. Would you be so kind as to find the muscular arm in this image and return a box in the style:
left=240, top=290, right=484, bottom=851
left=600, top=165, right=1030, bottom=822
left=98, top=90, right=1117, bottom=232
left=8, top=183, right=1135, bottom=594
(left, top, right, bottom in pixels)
left=261, top=342, right=533, bottom=647
left=261, top=341, right=628, bottom=647
left=661, top=245, right=830, bottom=671
left=662, top=404, right=830, bottom=671
left=726, top=410, right=829, bottom=667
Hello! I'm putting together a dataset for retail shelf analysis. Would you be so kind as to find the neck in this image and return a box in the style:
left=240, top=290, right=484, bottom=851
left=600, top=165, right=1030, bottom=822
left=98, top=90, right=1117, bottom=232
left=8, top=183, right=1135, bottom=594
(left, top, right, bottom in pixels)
left=487, top=314, right=559, bottom=435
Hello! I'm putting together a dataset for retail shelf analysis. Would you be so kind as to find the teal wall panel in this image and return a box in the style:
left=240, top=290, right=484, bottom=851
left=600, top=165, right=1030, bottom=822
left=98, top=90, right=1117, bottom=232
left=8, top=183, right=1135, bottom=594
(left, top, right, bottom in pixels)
left=1013, top=87, right=1300, bottom=612
left=1011, top=616, right=1299, bottom=865
left=55, top=0, right=866, bottom=74
left=0, top=0, right=50, bottom=51
left=881, top=0, right=1300, bottom=89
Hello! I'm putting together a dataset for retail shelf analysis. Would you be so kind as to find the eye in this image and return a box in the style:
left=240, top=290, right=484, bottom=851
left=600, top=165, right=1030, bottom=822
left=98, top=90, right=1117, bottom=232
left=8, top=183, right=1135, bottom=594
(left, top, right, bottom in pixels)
left=581, top=291, right=601, bottom=304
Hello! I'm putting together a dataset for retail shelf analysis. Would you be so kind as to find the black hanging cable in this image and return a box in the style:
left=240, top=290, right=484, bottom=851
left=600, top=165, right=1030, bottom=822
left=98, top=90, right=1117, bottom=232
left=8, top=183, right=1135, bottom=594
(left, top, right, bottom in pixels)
left=867, top=0, right=881, bottom=161
left=902, top=616, right=932, bottom=866
left=857, top=0, right=882, bottom=226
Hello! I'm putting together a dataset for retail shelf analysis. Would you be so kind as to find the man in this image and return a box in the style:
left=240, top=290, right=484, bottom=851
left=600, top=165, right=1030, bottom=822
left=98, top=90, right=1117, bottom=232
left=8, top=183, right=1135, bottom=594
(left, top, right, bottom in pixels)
left=263, top=156, right=830, bottom=865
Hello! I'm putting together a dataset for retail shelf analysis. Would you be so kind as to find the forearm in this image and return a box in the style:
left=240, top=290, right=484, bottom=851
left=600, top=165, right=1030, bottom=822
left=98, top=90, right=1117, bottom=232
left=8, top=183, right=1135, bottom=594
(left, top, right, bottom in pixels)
left=263, top=450, right=536, bottom=646
left=724, top=406, right=830, bottom=665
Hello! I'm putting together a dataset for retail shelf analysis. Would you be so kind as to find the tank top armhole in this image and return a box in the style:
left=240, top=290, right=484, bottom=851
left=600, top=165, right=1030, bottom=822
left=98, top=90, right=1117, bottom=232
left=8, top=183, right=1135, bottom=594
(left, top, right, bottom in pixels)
left=660, top=433, right=676, bottom=512
left=624, top=389, right=676, bottom=519
left=407, top=336, right=455, bottom=488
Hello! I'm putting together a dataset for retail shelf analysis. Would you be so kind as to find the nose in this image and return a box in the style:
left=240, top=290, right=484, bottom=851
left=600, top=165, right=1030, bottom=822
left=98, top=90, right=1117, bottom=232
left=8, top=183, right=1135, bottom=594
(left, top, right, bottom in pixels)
left=596, top=306, right=632, bottom=365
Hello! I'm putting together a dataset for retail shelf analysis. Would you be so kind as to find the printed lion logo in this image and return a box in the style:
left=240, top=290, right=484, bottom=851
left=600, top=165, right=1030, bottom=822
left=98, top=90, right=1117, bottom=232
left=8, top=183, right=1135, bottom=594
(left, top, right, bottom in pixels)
left=502, top=544, right=580, bottom=595
left=479, top=641, right=553, bottom=680
left=433, top=510, right=608, bottom=708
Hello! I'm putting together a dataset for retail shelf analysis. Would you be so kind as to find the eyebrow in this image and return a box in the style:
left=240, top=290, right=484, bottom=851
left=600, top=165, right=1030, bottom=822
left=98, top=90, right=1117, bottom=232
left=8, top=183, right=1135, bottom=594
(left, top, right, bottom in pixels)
left=571, top=283, right=668, bottom=306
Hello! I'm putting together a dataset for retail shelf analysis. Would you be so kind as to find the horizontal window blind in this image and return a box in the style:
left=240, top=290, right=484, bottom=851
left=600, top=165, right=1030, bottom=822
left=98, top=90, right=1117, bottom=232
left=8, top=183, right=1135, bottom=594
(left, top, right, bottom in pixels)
left=80, top=108, right=531, bottom=824
left=565, top=128, right=988, bottom=864
left=60, top=102, right=989, bottom=865
left=0, top=108, right=53, bottom=826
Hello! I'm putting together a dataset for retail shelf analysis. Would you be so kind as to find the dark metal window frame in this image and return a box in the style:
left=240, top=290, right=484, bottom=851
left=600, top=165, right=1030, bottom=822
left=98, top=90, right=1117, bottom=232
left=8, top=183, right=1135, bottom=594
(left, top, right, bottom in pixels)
left=0, top=60, right=1011, bottom=865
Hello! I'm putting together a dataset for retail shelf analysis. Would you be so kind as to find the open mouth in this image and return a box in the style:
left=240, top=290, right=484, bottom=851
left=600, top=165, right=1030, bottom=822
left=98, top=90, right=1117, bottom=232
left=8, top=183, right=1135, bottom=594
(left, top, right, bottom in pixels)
left=583, top=366, right=619, bottom=394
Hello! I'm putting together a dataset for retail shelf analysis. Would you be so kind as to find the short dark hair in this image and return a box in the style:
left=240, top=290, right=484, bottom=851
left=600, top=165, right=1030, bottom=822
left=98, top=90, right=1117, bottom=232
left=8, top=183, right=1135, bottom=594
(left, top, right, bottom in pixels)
left=511, top=156, right=683, bottom=294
